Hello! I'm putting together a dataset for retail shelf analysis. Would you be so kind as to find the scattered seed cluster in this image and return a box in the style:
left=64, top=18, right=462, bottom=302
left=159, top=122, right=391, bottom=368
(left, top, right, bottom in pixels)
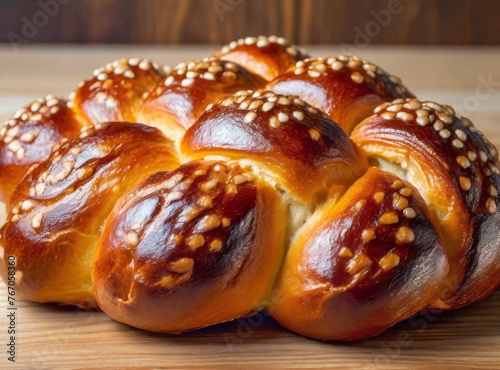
left=339, top=179, right=420, bottom=277
left=214, top=90, right=324, bottom=141
left=375, top=98, right=499, bottom=214
left=219, top=35, right=307, bottom=59
left=70, top=58, right=164, bottom=110
left=126, top=162, right=255, bottom=289
left=8, top=125, right=109, bottom=227
left=289, top=55, right=410, bottom=97
left=160, top=57, right=247, bottom=91
left=1, top=95, right=67, bottom=161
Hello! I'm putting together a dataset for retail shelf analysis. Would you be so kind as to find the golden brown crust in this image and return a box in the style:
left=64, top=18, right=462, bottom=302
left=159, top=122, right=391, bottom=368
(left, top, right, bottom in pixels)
left=71, top=58, right=165, bottom=125
left=0, top=122, right=179, bottom=308
left=0, top=42, right=499, bottom=341
left=270, top=168, right=448, bottom=341
left=93, top=160, right=286, bottom=332
left=267, top=56, right=414, bottom=133
left=139, top=58, right=265, bottom=142
left=215, top=36, right=309, bottom=81
left=0, top=95, right=87, bottom=203
left=351, top=99, right=500, bottom=308
left=181, top=90, right=368, bottom=203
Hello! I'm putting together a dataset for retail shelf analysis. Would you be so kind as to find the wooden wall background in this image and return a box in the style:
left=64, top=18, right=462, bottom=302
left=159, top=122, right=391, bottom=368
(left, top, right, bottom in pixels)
left=0, top=0, right=499, bottom=45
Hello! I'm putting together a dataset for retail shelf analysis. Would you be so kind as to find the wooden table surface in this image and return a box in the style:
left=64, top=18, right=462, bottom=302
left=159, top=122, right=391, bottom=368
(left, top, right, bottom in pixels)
left=0, top=45, right=499, bottom=369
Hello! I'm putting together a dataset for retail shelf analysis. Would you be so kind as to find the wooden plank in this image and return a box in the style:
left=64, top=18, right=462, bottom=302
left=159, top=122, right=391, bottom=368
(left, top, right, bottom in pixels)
left=0, top=46, right=499, bottom=368
left=1, top=0, right=500, bottom=45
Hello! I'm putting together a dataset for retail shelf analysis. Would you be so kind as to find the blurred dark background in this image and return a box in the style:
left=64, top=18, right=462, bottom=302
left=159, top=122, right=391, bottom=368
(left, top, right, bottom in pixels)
left=0, top=0, right=499, bottom=45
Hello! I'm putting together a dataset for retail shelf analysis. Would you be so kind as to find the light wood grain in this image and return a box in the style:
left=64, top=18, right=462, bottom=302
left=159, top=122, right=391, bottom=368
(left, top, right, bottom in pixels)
left=0, top=46, right=499, bottom=369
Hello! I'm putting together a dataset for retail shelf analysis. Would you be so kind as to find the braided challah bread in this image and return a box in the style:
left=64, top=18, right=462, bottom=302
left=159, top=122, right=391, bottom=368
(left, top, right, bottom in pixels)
left=0, top=36, right=498, bottom=341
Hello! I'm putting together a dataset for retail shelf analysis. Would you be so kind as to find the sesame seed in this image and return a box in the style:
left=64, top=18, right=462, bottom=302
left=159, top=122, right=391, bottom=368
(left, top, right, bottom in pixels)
left=198, top=214, right=221, bottom=232
left=439, top=129, right=451, bottom=139
left=277, top=97, right=291, bottom=105
left=16, top=148, right=25, bottom=160
left=7, top=140, right=22, bottom=153
left=292, top=111, right=304, bottom=121
left=403, top=207, right=417, bottom=219
left=373, top=192, right=385, bottom=204
left=7, top=126, right=20, bottom=137
left=186, top=71, right=198, bottom=79
left=249, top=100, right=263, bottom=110
left=221, top=218, right=231, bottom=228
left=262, top=101, right=275, bottom=112
left=223, top=71, right=237, bottom=80
left=308, top=70, right=321, bottom=78
left=31, top=113, right=43, bottom=121
left=76, top=166, right=94, bottom=180
left=457, top=156, right=471, bottom=169
left=286, top=47, right=298, bottom=56
left=362, top=228, right=376, bottom=242
left=201, top=179, right=218, bottom=191
left=467, top=151, right=477, bottom=161
left=309, top=129, right=321, bottom=141
left=35, top=183, right=45, bottom=195
left=396, top=112, right=414, bottom=122
left=69, top=147, right=81, bottom=155
left=490, top=163, right=500, bottom=175
left=97, top=72, right=108, bottom=81
left=438, top=112, right=453, bottom=124
left=387, top=104, right=403, bottom=113
left=486, top=198, right=497, bottom=214
left=21, top=200, right=34, bottom=211
left=345, top=253, right=372, bottom=275
left=124, top=70, right=135, bottom=79
left=455, top=129, right=467, bottom=141
left=374, top=103, right=389, bottom=114
left=355, top=199, right=366, bottom=210
left=459, top=177, right=472, bottom=191
left=139, top=60, right=150, bottom=70
left=379, top=212, right=399, bottom=225
left=277, top=112, right=289, bottom=123
left=11, top=214, right=20, bottom=223
left=294, top=68, right=305, bottom=75
left=210, top=239, right=223, bottom=252
left=381, top=112, right=395, bottom=120
left=405, top=100, right=422, bottom=110
left=19, top=132, right=38, bottom=143
left=269, top=117, right=281, bottom=128
left=164, top=76, right=175, bottom=86
left=233, top=175, right=248, bottom=185
left=350, top=71, right=364, bottom=84
left=339, top=247, right=353, bottom=258
left=181, top=78, right=195, bottom=87
left=433, top=120, right=444, bottom=131
left=197, top=195, right=213, bottom=209
left=393, top=194, right=409, bottom=210
left=257, top=39, right=270, bottom=47
left=392, top=180, right=404, bottom=189
left=187, top=234, right=205, bottom=250
left=125, top=232, right=139, bottom=247
left=452, top=139, right=464, bottom=149
left=169, top=258, right=194, bottom=274
left=479, top=150, right=488, bottom=163
left=379, top=252, right=400, bottom=272
left=399, top=187, right=413, bottom=197
left=244, top=111, right=257, bottom=123
left=31, top=213, right=43, bottom=229
left=396, top=226, right=415, bottom=244
left=331, top=61, right=344, bottom=71
left=489, top=185, right=498, bottom=197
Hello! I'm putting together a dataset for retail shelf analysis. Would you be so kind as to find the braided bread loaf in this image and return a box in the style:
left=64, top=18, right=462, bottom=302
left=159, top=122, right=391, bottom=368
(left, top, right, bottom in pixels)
left=0, top=36, right=498, bottom=341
